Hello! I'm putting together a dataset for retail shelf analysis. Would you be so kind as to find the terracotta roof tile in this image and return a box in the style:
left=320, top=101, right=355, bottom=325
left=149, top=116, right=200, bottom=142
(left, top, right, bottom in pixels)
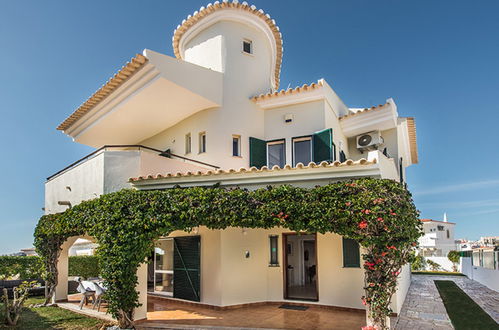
left=339, top=102, right=389, bottom=120
left=421, top=219, right=456, bottom=225
left=251, top=80, right=324, bottom=102
left=57, top=54, right=149, bottom=131
left=407, top=117, right=418, bottom=164
left=129, top=158, right=377, bottom=183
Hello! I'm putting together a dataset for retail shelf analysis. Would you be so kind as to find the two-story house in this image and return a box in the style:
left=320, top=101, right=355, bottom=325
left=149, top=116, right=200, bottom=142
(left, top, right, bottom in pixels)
left=47, top=1, right=418, bottom=322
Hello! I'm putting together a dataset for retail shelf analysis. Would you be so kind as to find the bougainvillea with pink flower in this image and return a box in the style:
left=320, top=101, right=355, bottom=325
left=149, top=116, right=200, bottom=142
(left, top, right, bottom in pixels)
left=34, top=178, right=420, bottom=329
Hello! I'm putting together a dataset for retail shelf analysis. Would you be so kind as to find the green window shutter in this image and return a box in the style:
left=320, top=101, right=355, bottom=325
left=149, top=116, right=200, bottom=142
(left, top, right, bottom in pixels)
left=313, top=128, right=333, bottom=163
left=249, top=137, right=267, bottom=168
left=342, top=237, right=360, bottom=268
left=173, top=236, right=200, bottom=301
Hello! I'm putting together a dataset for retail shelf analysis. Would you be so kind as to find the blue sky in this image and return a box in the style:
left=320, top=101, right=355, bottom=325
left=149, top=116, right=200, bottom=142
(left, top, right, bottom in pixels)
left=0, top=0, right=498, bottom=254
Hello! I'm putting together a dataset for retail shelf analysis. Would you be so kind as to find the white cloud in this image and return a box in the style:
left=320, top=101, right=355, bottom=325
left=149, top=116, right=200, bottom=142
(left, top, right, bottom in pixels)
left=412, top=179, right=499, bottom=196
left=417, top=199, right=499, bottom=210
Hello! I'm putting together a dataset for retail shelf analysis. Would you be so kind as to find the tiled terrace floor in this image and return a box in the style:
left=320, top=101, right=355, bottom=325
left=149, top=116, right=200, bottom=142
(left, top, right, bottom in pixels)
left=65, top=294, right=365, bottom=329
left=137, top=296, right=366, bottom=330
left=393, top=274, right=499, bottom=329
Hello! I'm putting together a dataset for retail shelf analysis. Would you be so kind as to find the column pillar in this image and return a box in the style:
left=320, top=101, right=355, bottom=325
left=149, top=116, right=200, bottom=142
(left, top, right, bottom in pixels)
left=134, top=263, right=148, bottom=321
left=53, top=237, right=78, bottom=303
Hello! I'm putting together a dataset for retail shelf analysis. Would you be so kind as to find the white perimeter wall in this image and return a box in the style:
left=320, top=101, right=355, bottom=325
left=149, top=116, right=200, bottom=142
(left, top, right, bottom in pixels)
left=461, top=257, right=499, bottom=292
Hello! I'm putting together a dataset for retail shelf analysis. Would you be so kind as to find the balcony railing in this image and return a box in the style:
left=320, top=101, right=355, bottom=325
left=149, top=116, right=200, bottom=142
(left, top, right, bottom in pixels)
left=46, top=145, right=219, bottom=182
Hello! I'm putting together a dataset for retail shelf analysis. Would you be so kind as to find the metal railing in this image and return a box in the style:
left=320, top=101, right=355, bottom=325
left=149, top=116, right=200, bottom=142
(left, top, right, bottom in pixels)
left=46, top=145, right=219, bottom=182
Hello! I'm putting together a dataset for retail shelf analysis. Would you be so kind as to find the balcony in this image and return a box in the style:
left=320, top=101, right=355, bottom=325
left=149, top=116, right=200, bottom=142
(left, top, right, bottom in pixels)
left=45, top=145, right=215, bottom=214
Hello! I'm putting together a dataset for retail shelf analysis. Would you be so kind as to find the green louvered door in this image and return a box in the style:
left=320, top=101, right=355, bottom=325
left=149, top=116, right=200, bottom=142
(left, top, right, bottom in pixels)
left=173, top=236, right=200, bottom=301
left=313, top=128, right=334, bottom=163
left=249, top=137, right=267, bottom=168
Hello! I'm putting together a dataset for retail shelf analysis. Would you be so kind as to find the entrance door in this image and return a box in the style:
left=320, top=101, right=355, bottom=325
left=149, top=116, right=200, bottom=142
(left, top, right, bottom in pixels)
left=283, top=233, right=318, bottom=301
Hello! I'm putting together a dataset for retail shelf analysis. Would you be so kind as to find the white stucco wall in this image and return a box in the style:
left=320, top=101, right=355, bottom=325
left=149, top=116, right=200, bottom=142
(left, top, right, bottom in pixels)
left=391, top=264, right=411, bottom=314
left=165, top=228, right=366, bottom=310
left=45, top=152, right=106, bottom=214
left=45, top=149, right=209, bottom=215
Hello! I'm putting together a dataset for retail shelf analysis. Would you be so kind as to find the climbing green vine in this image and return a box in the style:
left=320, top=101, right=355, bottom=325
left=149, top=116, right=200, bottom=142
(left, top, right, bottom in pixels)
left=34, top=178, right=421, bottom=329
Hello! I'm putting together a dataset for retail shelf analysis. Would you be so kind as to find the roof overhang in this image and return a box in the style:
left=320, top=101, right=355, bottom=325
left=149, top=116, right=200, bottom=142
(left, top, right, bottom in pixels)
left=60, top=49, right=223, bottom=147
left=339, top=99, right=398, bottom=137
left=130, top=158, right=382, bottom=190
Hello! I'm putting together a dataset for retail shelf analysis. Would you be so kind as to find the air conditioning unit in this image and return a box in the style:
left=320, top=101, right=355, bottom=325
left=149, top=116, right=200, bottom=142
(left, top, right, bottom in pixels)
left=356, top=131, right=384, bottom=151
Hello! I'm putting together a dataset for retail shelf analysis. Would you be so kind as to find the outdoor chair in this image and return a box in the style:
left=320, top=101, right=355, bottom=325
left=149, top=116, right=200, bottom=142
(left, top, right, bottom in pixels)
left=76, top=277, right=96, bottom=309
left=92, top=281, right=107, bottom=312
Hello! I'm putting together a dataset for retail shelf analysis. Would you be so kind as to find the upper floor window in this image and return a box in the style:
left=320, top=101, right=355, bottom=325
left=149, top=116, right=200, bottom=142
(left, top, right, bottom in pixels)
left=185, top=133, right=191, bottom=154
left=232, top=135, right=241, bottom=157
left=446, top=230, right=450, bottom=239
left=293, top=137, right=312, bottom=166
left=437, top=225, right=444, bottom=231
left=267, top=140, right=285, bottom=168
left=199, top=132, right=206, bottom=153
left=242, top=39, right=252, bottom=54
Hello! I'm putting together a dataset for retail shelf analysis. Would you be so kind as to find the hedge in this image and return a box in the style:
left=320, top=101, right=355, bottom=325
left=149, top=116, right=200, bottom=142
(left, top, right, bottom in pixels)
left=0, top=255, right=100, bottom=280
left=0, top=256, right=43, bottom=280
left=68, top=256, right=100, bottom=279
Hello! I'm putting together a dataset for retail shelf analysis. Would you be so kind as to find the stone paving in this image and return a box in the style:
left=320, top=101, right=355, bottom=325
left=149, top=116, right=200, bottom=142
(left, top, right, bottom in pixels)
left=393, top=274, right=499, bottom=329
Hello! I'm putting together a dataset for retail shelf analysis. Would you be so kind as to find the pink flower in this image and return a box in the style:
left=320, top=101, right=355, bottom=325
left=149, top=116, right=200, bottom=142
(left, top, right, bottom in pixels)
left=345, top=202, right=352, bottom=206
left=358, top=220, right=368, bottom=229
left=377, top=217, right=384, bottom=222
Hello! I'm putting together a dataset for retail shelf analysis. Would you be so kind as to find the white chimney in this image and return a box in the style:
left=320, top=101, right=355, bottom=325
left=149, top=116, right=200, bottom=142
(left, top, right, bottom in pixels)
left=443, top=212, right=448, bottom=222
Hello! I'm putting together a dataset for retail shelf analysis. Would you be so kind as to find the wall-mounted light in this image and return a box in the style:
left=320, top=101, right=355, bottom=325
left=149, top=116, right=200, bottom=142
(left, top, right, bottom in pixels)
left=245, top=250, right=250, bottom=258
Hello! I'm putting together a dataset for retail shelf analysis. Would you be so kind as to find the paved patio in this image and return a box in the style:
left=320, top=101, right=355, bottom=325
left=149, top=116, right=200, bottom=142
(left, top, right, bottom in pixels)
left=394, top=274, right=499, bottom=329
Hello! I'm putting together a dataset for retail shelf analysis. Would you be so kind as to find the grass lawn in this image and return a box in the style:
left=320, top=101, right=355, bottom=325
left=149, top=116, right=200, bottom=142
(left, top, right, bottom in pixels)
left=0, top=296, right=108, bottom=329
left=434, top=280, right=499, bottom=330
left=412, top=271, right=465, bottom=276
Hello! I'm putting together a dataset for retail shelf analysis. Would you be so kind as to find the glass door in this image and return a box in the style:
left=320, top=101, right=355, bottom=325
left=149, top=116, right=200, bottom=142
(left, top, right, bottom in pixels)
left=153, top=238, right=174, bottom=296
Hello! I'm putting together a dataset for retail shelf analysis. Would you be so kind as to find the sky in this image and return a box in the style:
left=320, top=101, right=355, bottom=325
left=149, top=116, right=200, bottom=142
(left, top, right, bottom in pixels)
left=0, top=0, right=498, bottom=254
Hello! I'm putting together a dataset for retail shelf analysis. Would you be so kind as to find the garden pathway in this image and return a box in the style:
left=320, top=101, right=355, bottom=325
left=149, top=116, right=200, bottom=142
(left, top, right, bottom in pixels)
left=393, top=274, right=499, bottom=329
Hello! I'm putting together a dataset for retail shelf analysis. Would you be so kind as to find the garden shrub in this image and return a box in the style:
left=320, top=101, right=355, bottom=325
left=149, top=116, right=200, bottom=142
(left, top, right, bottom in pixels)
left=34, top=178, right=421, bottom=329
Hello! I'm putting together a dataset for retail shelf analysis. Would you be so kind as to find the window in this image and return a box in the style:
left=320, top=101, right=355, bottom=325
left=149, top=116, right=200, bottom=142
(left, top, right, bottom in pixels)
left=232, top=135, right=241, bottom=157
left=199, top=132, right=206, bottom=153
left=152, top=238, right=174, bottom=296
left=185, top=133, right=191, bottom=154
left=269, top=235, right=279, bottom=266
left=292, top=137, right=312, bottom=166
left=342, top=237, right=360, bottom=268
left=242, top=39, right=252, bottom=54
left=267, top=140, right=285, bottom=168
left=446, top=230, right=450, bottom=239
left=437, top=225, right=444, bottom=231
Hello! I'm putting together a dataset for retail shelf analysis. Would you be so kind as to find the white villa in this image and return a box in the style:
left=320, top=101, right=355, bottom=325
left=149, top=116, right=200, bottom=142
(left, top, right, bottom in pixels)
left=46, top=1, right=418, bottom=323
left=418, top=218, right=457, bottom=258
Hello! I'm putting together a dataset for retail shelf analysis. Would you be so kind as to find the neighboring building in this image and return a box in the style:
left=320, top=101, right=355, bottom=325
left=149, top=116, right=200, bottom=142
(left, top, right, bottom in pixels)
left=480, top=236, right=499, bottom=247
left=418, top=218, right=456, bottom=257
left=19, top=248, right=37, bottom=256
left=68, top=238, right=98, bottom=256
left=47, top=1, right=418, bottom=321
